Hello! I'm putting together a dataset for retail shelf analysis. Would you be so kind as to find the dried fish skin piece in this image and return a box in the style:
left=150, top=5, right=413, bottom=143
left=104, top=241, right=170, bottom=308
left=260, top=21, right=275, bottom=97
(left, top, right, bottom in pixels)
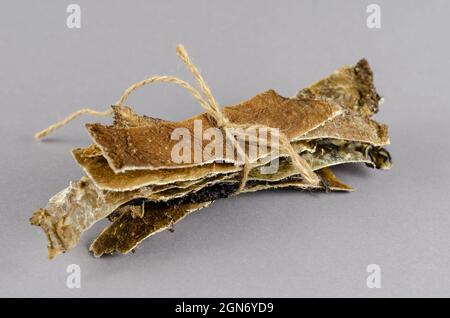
left=301, top=139, right=392, bottom=171
left=29, top=176, right=153, bottom=259
left=297, top=59, right=381, bottom=117
left=86, top=90, right=342, bottom=173
left=297, top=109, right=389, bottom=146
left=250, top=140, right=391, bottom=182
left=245, top=167, right=353, bottom=193
left=90, top=167, right=352, bottom=257
left=295, top=59, right=389, bottom=146
left=143, top=172, right=240, bottom=202
left=73, top=137, right=386, bottom=193
left=91, top=181, right=247, bottom=256
left=72, top=141, right=315, bottom=192
left=110, top=105, right=165, bottom=128
left=72, top=147, right=240, bottom=191
left=91, top=201, right=212, bottom=257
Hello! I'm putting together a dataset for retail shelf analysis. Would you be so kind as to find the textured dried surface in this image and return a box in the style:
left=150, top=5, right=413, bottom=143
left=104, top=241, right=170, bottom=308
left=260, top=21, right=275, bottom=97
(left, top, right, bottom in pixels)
left=30, top=58, right=392, bottom=259
left=296, top=59, right=388, bottom=145
left=90, top=167, right=351, bottom=256
left=72, top=147, right=240, bottom=191
left=297, top=59, right=381, bottom=117
left=29, top=177, right=150, bottom=259
left=298, top=109, right=389, bottom=146
left=32, top=146, right=366, bottom=259
left=86, top=90, right=342, bottom=172
left=302, top=139, right=392, bottom=170
left=72, top=141, right=316, bottom=191
left=73, top=137, right=389, bottom=192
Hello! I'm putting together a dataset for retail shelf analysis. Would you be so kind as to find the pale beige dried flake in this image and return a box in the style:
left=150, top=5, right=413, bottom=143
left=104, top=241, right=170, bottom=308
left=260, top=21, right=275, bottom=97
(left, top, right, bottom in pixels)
left=296, top=59, right=381, bottom=117
left=30, top=177, right=153, bottom=259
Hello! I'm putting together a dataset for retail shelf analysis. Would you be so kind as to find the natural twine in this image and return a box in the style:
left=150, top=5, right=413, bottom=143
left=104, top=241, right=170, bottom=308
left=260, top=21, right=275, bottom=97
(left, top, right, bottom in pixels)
left=34, top=45, right=320, bottom=191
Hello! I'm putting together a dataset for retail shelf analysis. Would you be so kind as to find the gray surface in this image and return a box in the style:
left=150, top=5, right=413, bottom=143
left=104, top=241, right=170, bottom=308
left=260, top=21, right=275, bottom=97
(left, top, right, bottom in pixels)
left=0, top=0, right=449, bottom=297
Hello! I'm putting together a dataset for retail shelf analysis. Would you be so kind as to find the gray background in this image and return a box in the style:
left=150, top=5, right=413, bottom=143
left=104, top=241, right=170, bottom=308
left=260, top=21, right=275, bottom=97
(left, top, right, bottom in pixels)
left=0, top=0, right=449, bottom=297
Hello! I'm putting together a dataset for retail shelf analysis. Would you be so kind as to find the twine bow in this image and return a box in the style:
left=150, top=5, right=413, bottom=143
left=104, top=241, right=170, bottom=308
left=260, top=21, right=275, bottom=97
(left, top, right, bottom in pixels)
left=35, top=45, right=320, bottom=191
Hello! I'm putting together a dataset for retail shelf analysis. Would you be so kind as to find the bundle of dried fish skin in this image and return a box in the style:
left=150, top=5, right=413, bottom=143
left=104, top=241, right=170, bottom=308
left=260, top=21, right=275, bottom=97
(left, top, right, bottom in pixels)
left=30, top=45, right=391, bottom=259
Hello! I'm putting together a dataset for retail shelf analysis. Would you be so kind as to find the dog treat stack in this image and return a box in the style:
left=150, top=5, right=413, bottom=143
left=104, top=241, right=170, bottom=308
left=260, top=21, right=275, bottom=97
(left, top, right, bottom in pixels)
left=30, top=46, right=391, bottom=259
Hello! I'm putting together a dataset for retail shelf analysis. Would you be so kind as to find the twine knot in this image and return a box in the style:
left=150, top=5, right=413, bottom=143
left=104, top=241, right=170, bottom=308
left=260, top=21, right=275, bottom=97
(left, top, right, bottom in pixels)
left=34, top=44, right=320, bottom=191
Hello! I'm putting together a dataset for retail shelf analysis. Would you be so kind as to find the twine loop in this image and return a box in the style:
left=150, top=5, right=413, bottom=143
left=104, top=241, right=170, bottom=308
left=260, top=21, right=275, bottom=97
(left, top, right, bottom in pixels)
left=34, top=45, right=320, bottom=190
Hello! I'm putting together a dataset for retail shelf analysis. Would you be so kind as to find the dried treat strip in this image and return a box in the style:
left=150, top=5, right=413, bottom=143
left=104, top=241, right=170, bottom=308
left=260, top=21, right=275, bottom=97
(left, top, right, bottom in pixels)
left=90, top=167, right=350, bottom=257
left=86, top=90, right=342, bottom=172
left=72, top=147, right=241, bottom=191
left=71, top=141, right=314, bottom=191
left=296, top=58, right=389, bottom=145
left=297, top=109, right=389, bottom=146
left=73, top=136, right=390, bottom=192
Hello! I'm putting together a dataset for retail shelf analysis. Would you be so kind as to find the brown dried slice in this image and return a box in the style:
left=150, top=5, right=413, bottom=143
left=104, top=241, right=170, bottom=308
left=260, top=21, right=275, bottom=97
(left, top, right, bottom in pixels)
left=86, top=90, right=342, bottom=173
left=71, top=141, right=315, bottom=192
left=89, top=167, right=351, bottom=257
left=72, top=147, right=240, bottom=191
